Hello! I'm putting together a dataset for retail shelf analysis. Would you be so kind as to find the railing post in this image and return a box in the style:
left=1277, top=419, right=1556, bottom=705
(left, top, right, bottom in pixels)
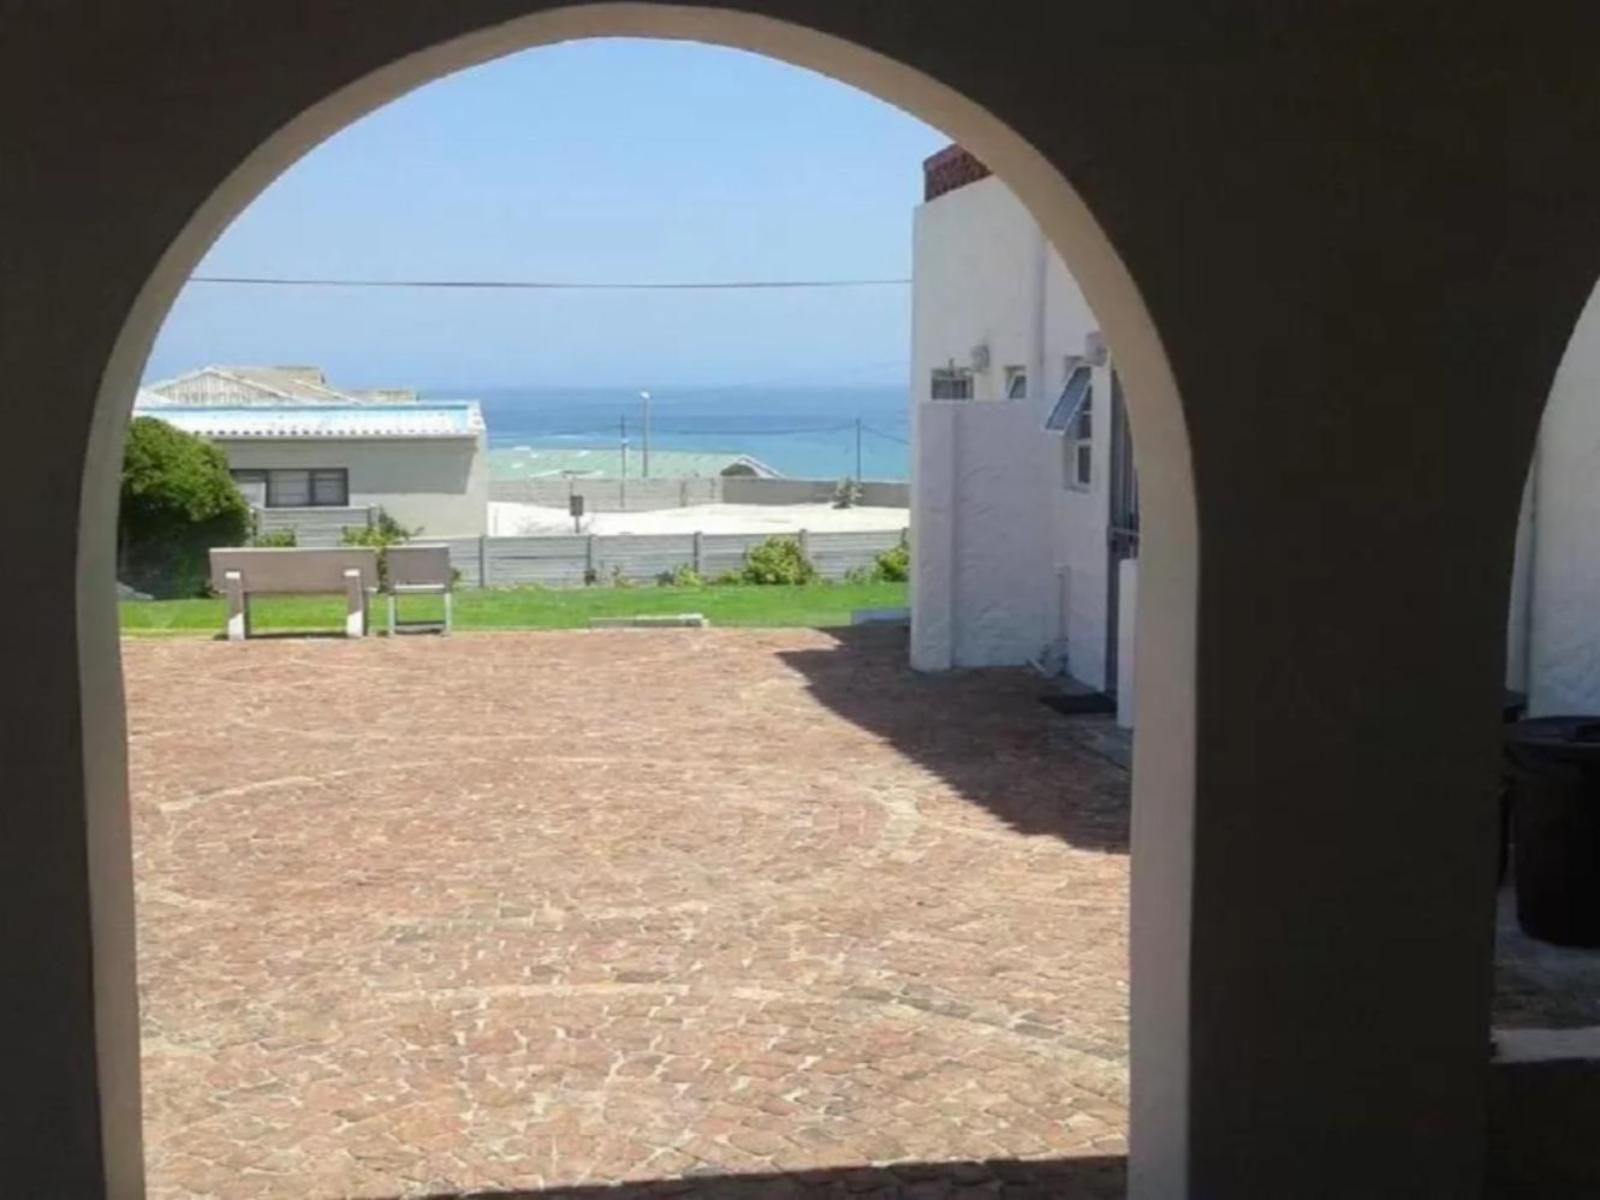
left=478, top=535, right=488, bottom=589
left=586, top=533, right=596, bottom=583
left=693, top=530, right=703, bottom=575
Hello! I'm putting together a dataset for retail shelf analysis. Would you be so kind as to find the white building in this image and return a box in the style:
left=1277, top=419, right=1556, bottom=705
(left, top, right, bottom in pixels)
left=136, top=367, right=488, bottom=536
left=1510, top=286, right=1600, bottom=714
left=910, top=147, right=1138, bottom=714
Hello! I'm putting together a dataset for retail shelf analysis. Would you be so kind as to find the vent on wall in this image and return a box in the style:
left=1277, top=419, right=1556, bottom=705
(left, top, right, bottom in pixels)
left=1083, top=331, right=1108, bottom=367
left=969, top=343, right=991, bottom=372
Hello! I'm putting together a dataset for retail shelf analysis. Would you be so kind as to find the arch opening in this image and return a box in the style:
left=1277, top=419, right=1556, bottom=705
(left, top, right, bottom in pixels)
left=73, top=6, right=1199, bottom=1198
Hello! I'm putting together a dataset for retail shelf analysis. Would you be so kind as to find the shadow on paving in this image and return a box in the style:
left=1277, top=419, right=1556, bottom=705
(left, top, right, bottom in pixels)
left=410, top=1155, right=1126, bottom=1198
left=776, top=625, right=1130, bottom=853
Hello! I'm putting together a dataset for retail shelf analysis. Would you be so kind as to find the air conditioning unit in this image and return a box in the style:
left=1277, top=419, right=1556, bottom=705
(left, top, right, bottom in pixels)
left=969, top=342, right=991, bottom=372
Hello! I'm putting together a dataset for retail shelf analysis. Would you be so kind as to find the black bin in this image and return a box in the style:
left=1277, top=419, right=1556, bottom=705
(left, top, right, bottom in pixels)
left=1507, top=716, right=1600, bottom=947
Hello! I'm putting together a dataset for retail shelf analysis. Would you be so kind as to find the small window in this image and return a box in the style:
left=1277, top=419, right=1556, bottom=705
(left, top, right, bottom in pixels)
left=261, top=468, right=348, bottom=507
left=267, top=468, right=311, bottom=508
left=1004, top=366, right=1028, bottom=399
left=1069, top=388, right=1094, bottom=489
left=310, top=468, right=348, bottom=507
left=1047, top=366, right=1094, bottom=490
left=930, top=367, right=974, bottom=400
left=1073, top=440, right=1093, bottom=489
left=231, top=469, right=267, bottom=508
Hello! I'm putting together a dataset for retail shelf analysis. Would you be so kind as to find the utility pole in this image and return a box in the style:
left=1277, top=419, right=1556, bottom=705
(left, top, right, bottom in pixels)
left=640, top=390, right=652, bottom=479
left=620, top=413, right=629, bottom=511
left=855, top=416, right=863, bottom=482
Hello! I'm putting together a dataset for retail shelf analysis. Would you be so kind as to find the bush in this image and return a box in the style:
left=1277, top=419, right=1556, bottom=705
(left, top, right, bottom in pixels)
left=250, top=525, right=297, bottom=548
left=657, top=564, right=704, bottom=588
left=739, top=535, right=818, bottom=585
left=831, top=478, right=863, bottom=509
left=609, top=565, right=636, bottom=589
left=341, top=507, right=416, bottom=586
left=871, top=539, right=910, bottom=583
left=119, top=416, right=251, bottom=597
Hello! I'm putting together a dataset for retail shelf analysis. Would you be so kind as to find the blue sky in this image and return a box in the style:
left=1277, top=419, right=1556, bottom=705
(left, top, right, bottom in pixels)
left=145, top=39, right=946, bottom=390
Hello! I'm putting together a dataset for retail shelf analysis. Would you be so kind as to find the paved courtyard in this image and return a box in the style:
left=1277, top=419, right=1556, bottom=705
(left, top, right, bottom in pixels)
left=126, top=626, right=1132, bottom=1199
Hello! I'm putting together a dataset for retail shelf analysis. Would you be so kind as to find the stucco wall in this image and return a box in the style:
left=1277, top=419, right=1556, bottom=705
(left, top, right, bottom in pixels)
left=910, top=175, right=1109, bottom=679
left=1515, top=282, right=1600, bottom=714
left=1043, top=245, right=1116, bottom=686
left=218, top=435, right=488, bottom=537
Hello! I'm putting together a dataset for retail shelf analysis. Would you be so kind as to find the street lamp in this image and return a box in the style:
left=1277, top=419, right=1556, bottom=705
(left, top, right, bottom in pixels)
left=639, top=390, right=651, bottom=479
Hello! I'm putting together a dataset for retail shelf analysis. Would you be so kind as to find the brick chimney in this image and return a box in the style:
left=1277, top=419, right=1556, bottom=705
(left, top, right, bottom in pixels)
left=922, top=144, right=992, bottom=202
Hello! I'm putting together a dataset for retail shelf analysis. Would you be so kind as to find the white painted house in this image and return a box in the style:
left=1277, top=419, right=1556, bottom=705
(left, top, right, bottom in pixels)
left=136, top=366, right=488, bottom=536
left=910, top=147, right=1139, bottom=716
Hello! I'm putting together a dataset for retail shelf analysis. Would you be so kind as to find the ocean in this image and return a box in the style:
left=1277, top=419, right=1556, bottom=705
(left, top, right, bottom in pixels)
left=424, top=385, right=910, bottom=481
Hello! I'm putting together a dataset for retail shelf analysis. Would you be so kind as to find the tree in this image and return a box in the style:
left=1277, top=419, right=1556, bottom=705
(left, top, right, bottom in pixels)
left=119, top=416, right=251, bottom=597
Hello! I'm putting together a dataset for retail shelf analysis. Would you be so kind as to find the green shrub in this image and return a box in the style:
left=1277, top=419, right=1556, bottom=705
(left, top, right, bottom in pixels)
left=871, top=539, right=910, bottom=583
left=119, top=416, right=252, bottom=597
left=657, top=564, right=704, bottom=588
left=609, top=565, right=636, bottom=589
left=843, top=565, right=872, bottom=585
left=831, top=477, right=863, bottom=509
left=341, top=507, right=416, bottom=586
left=739, top=535, right=818, bottom=586
left=711, top=568, right=744, bottom=586
left=250, top=525, right=297, bottom=548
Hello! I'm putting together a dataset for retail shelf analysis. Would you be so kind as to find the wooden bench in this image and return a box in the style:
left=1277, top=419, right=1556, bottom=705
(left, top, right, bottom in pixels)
left=208, top=547, right=379, bottom=640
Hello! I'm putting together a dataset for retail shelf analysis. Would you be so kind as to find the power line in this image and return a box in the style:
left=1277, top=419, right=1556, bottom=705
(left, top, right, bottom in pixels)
left=860, top=423, right=910, bottom=445
left=188, top=274, right=910, bottom=291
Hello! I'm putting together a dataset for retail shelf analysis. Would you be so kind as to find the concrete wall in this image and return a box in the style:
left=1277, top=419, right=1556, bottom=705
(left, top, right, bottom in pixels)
left=1511, top=281, right=1600, bottom=714
left=721, top=476, right=909, bottom=508
left=442, top=527, right=907, bottom=588
left=490, top=475, right=721, bottom=511
left=489, top=475, right=910, bottom=511
left=910, top=175, right=1112, bottom=680
left=1486, top=1039, right=1600, bottom=1197
left=220, top=434, right=488, bottom=536
left=254, top=506, right=372, bottom=547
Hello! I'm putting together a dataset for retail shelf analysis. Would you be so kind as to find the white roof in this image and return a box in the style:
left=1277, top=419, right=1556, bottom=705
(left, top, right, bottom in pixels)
left=134, top=402, right=484, bottom=441
left=144, top=365, right=416, bottom=407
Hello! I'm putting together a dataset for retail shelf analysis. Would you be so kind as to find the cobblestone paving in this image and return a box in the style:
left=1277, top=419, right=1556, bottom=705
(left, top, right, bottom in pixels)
left=126, top=627, right=1130, bottom=1198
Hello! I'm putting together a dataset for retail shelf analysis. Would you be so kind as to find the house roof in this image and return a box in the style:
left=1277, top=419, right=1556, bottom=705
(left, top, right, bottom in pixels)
left=134, top=401, right=484, bottom=440
left=488, top=445, right=779, bottom=480
left=145, top=365, right=415, bottom=406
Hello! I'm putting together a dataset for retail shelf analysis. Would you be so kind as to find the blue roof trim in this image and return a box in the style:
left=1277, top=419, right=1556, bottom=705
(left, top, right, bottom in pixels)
left=1045, top=365, right=1093, bottom=431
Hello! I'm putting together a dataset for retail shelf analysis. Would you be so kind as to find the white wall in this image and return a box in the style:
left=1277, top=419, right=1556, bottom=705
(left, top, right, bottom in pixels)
left=910, top=174, right=1113, bottom=684
left=219, top=434, right=488, bottom=536
left=1515, top=282, right=1600, bottom=713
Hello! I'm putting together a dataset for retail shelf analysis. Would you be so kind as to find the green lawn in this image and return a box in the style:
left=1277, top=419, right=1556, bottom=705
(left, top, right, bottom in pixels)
left=119, top=582, right=909, bottom=636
